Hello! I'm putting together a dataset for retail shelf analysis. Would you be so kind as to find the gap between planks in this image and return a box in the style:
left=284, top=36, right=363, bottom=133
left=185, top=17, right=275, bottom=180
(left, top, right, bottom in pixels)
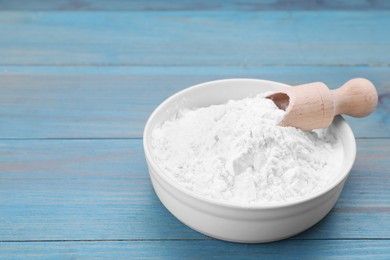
left=3, top=63, right=390, bottom=67
left=1, top=238, right=390, bottom=243
left=0, top=137, right=388, bottom=141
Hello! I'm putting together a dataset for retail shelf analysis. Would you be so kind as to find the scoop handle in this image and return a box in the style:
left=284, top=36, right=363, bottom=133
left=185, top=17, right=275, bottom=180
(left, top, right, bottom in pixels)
left=331, top=78, right=378, bottom=117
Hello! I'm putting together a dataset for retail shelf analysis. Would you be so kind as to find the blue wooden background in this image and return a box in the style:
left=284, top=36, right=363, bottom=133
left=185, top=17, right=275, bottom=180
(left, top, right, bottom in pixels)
left=0, top=0, right=389, bottom=259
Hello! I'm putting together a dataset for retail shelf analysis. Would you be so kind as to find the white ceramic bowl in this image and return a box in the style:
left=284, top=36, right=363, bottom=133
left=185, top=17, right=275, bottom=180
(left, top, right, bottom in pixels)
left=143, top=79, right=356, bottom=243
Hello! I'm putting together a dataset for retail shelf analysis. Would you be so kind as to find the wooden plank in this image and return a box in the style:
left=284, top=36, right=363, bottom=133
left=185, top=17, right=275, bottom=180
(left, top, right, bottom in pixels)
left=1, top=0, right=390, bottom=11
left=0, top=139, right=202, bottom=241
left=0, top=66, right=388, bottom=139
left=1, top=240, right=390, bottom=259
left=0, top=139, right=389, bottom=241
left=0, top=11, right=389, bottom=66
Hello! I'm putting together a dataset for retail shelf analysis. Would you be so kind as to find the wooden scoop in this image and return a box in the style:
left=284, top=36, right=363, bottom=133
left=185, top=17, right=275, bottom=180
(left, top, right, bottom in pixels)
left=266, top=78, right=378, bottom=131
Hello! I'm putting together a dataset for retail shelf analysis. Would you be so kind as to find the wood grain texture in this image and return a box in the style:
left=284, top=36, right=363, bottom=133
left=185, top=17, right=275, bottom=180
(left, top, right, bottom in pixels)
left=0, top=11, right=389, bottom=66
left=0, top=139, right=389, bottom=241
left=1, top=240, right=390, bottom=259
left=1, top=0, right=390, bottom=11
left=0, top=66, right=389, bottom=139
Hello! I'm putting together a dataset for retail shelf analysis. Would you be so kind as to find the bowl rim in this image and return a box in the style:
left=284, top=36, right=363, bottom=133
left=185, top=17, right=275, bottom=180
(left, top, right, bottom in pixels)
left=143, top=78, right=357, bottom=210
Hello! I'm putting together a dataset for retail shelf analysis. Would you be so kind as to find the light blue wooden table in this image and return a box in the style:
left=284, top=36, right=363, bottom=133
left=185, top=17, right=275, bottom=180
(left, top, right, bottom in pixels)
left=0, top=0, right=389, bottom=258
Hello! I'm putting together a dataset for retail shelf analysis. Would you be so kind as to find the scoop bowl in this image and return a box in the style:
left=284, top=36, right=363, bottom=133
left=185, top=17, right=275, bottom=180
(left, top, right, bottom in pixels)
left=143, top=78, right=356, bottom=243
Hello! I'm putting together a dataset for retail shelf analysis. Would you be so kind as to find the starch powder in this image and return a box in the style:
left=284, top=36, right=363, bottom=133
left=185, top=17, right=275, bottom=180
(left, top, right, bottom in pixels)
left=151, top=94, right=343, bottom=205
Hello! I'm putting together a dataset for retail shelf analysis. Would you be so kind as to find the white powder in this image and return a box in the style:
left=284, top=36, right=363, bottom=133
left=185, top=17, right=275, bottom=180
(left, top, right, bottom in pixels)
left=151, top=94, right=343, bottom=206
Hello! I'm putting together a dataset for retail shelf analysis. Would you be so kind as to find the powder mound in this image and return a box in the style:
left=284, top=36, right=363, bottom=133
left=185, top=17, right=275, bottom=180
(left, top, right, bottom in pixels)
left=151, top=94, right=343, bottom=206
